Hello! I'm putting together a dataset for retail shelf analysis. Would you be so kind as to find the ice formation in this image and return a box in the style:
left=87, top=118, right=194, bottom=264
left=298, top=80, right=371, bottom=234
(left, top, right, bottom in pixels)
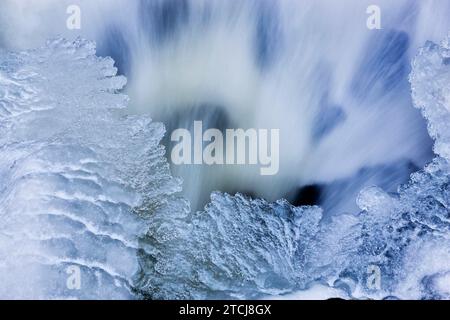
left=361, top=35, right=450, bottom=299
left=0, top=34, right=450, bottom=300
left=137, top=192, right=322, bottom=299
left=0, top=38, right=182, bottom=299
left=316, top=35, right=450, bottom=300
left=137, top=35, right=450, bottom=300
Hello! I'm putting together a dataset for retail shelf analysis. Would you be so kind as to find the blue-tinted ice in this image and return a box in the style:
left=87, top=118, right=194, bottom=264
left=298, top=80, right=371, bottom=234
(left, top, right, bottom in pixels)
left=0, top=36, right=450, bottom=299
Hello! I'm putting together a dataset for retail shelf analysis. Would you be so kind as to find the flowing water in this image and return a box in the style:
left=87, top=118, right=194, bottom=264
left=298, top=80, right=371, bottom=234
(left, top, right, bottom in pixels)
left=2, top=0, right=450, bottom=299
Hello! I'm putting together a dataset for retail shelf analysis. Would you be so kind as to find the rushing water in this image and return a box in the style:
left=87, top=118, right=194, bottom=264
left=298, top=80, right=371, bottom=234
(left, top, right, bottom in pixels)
left=2, top=0, right=450, bottom=212
left=1, top=0, right=450, bottom=299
